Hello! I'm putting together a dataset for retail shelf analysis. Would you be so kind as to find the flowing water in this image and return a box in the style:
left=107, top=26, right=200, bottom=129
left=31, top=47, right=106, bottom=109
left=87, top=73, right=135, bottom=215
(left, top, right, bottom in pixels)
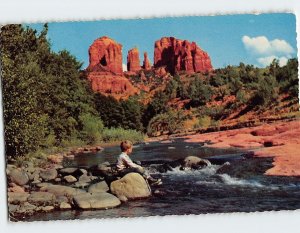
left=26, top=139, right=300, bottom=221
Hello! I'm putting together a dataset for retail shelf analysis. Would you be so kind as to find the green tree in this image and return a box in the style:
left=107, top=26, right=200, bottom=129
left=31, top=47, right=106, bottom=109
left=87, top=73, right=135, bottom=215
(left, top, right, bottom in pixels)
left=1, top=24, right=100, bottom=157
left=1, top=25, right=49, bottom=156
left=187, top=77, right=212, bottom=106
left=121, top=97, right=143, bottom=131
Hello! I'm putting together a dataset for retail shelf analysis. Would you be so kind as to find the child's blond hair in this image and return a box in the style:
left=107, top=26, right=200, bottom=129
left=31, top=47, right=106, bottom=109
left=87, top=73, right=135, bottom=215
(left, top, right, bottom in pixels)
left=120, top=140, right=133, bottom=152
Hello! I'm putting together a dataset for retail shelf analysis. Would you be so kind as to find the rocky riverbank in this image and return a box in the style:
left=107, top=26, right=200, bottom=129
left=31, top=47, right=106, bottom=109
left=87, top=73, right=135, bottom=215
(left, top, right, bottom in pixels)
left=183, top=120, right=300, bottom=176
left=6, top=159, right=151, bottom=221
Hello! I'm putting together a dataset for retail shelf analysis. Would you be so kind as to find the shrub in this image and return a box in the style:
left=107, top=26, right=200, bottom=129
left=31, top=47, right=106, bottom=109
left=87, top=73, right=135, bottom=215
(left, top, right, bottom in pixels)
left=102, top=128, right=144, bottom=143
left=79, top=113, right=104, bottom=144
left=147, top=110, right=187, bottom=136
left=194, top=116, right=211, bottom=130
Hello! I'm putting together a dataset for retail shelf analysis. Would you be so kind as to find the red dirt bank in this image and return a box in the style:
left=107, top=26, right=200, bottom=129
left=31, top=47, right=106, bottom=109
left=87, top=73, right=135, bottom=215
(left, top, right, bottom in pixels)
left=183, top=120, right=300, bottom=176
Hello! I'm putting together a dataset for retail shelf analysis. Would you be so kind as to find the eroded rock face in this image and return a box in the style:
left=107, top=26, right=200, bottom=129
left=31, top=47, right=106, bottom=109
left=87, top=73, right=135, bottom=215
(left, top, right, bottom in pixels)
left=87, top=36, right=123, bottom=75
left=110, top=173, right=151, bottom=200
left=154, top=37, right=213, bottom=74
left=127, top=48, right=141, bottom=72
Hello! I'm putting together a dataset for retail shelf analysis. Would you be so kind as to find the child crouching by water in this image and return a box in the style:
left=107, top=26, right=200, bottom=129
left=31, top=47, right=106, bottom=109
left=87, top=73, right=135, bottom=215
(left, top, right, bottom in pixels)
left=117, top=140, right=162, bottom=186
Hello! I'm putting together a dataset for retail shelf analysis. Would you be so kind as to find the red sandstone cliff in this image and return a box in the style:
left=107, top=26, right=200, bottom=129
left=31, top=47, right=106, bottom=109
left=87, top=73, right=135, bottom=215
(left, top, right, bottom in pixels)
left=154, top=37, right=213, bottom=74
left=127, top=48, right=141, bottom=72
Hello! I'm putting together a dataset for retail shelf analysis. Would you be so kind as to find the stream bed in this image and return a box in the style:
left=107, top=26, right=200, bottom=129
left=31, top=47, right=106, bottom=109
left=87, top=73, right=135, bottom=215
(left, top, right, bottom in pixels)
left=26, top=139, right=300, bottom=221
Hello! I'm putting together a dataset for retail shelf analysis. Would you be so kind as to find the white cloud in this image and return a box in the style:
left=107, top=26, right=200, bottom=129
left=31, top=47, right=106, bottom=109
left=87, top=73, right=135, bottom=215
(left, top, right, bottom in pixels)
left=122, top=63, right=127, bottom=72
left=242, top=35, right=295, bottom=56
left=242, top=35, right=295, bottom=67
left=257, top=56, right=289, bottom=67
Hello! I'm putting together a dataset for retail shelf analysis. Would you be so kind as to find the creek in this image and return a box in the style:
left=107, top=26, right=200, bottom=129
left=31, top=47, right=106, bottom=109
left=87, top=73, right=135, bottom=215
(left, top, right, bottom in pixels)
left=26, top=139, right=300, bottom=221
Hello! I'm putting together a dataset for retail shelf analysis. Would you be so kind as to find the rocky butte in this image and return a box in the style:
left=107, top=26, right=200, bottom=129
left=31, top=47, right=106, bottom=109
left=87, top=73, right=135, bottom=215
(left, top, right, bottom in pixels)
left=87, top=36, right=123, bottom=75
left=154, top=37, right=213, bottom=74
left=86, top=36, right=138, bottom=99
left=127, top=48, right=141, bottom=72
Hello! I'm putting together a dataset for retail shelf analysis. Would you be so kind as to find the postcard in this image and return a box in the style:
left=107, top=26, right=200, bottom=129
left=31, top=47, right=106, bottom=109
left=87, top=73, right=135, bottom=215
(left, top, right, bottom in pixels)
left=1, top=13, right=299, bottom=222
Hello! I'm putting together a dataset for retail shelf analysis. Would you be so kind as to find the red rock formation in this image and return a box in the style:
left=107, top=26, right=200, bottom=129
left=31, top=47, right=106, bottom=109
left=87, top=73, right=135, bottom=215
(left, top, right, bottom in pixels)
left=87, top=36, right=123, bottom=75
left=127, top=48, right=141, bottom=72
left=154, top=37, right=213, bottom=74
left=143, top=52, right=151, bottom=70
left=86, top=36, right=138, bottom=99
left=87, top=72, right=139, bottom=99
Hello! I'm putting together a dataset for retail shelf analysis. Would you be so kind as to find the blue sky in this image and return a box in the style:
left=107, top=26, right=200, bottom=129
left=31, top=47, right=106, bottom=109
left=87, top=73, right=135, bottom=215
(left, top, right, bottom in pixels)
left=28, top=13, right=297, bottom=70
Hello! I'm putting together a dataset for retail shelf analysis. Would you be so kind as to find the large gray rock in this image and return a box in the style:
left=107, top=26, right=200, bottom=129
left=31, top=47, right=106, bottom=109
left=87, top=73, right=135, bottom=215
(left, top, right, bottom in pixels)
left=110, top=173, right=151, bottom=200
left=40, top=168, right=58, bottom=181
left=40, top=184, right=86, bottom=198
left=9, top=169, right=29, bottom=186
left=73, top=192, right=120, bottom=209
left=182, top=156, right=211, bottom=169
left=88, top=181, right=109, bottom=194
left=28, top=192, right=56, bottom=205
left=7, top=192, right=30, bottom=204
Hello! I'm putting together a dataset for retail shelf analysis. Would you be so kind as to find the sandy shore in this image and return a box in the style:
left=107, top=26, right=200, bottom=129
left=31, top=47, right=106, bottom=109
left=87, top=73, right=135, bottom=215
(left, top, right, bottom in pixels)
left=183, top=120, right=300, bottom=176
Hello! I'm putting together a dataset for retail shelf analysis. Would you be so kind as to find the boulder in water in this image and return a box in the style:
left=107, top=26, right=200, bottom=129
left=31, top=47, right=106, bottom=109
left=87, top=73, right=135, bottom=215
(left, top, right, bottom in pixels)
left=110, top=173, right=151, bottom=200
left=182, top=156, right=211, bottom=169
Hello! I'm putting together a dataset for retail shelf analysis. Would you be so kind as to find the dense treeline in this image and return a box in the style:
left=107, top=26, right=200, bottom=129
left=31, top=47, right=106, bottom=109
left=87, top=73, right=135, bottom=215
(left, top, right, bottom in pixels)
left=1, top=24, right=298, bottom=158
left=0, top=24, right=142, bottom=158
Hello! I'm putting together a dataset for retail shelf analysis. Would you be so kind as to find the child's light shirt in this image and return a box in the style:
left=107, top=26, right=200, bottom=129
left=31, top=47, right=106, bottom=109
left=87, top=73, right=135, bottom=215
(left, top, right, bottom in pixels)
left=116, top=152, right=139, bottom=171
